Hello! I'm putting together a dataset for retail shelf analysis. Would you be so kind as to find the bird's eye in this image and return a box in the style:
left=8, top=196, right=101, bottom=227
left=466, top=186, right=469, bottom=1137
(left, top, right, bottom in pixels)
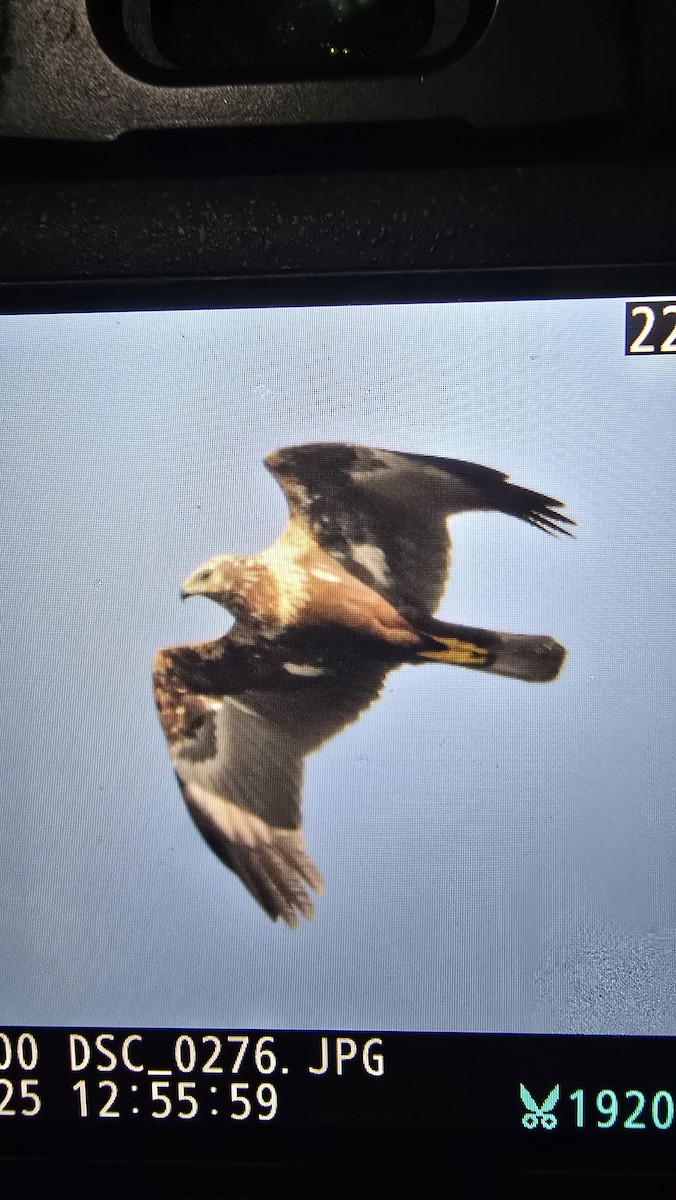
left=197, top=569, right=212, bottom=583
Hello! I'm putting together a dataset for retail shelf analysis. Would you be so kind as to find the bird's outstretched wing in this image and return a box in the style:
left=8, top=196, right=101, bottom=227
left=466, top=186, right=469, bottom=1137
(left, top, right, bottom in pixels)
left=153, top=633, right=388, bottom=927
left=265, top=443, right=574, bottom=618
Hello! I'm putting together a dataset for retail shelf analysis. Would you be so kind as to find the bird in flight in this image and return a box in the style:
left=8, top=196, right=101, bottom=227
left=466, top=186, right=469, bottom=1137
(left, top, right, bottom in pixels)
left=153, top=443, right=573, bottom=927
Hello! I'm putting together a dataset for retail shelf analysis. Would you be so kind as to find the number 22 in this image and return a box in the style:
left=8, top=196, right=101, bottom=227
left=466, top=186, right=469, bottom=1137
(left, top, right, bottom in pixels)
left=629, top=304, right=676, bottom=353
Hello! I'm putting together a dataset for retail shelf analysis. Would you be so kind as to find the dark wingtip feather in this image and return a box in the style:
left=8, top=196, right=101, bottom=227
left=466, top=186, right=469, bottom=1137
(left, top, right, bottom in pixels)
left=526, top=506, right=576, bottom=537
left=476, top=468, right=575, bottom=537
left=219, top=834, right=323, bottom=929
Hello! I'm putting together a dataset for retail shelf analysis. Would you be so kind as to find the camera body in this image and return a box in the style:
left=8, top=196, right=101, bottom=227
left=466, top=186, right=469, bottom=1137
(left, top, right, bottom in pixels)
left=0, top=0, right=675, bottom=288
left=1, top=3, right=676, bottom=1195
left=1, top=0, right=670, bottom=140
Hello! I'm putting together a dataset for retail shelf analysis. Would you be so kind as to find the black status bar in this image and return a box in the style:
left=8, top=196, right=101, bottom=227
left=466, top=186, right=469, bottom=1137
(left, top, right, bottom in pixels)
left=1, top=1027, right=676, bottom=1170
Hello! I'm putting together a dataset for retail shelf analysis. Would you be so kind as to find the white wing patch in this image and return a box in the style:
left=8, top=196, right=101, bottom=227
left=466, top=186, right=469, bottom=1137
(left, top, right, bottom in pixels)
left=310, top=567, right=342, bottom=583
left=282, top=662, right=325, bottom=677
left=349, top=542, right=392, bottom=590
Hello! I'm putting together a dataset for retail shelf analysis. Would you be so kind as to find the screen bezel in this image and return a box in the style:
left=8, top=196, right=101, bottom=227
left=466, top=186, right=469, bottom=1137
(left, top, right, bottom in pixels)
left=1, top=264, right=676, bottom=316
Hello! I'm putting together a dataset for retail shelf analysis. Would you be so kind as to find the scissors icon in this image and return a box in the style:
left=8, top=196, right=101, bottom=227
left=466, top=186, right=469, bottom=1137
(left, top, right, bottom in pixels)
left=520, top=1083, right=560, bottom=1130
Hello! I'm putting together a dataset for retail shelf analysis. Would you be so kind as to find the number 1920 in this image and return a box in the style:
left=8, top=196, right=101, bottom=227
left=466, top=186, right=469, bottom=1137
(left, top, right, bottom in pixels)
left=570, top=1088, right=674, bottom=1130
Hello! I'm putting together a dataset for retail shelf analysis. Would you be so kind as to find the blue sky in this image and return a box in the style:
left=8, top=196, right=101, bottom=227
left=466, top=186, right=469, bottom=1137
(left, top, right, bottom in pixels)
left=1, top=296, right=674, bottom=1033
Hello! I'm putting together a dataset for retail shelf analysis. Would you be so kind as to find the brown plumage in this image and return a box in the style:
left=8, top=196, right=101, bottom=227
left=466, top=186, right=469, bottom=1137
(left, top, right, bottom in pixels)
left=153, top=443, right=573, bottom=927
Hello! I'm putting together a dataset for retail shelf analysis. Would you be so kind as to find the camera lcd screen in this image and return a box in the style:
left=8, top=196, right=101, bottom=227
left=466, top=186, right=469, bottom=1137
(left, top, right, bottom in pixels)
left=0, top=292, right=674, bottom=1154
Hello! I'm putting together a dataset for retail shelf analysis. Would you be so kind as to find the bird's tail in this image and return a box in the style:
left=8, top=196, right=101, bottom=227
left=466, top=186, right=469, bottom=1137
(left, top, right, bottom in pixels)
left=414, top=619, right=566, bottom=682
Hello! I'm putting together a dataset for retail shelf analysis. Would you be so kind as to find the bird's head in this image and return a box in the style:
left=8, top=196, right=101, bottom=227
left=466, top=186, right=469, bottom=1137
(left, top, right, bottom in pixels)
left=180, top=555, right=250, bottom=616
